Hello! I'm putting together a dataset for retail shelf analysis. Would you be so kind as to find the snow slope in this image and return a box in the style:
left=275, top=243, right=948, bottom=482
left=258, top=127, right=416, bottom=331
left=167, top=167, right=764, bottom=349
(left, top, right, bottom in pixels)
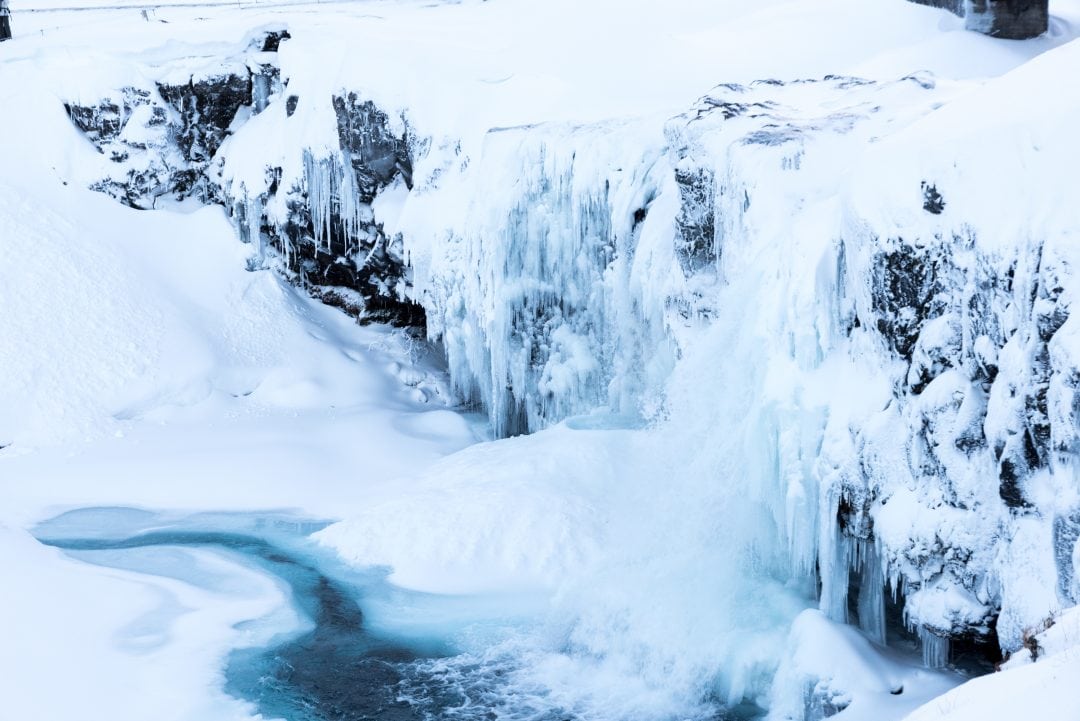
left=902, top=606, right=1080, bottom=721
left=0, top=24, right=478, bottom=721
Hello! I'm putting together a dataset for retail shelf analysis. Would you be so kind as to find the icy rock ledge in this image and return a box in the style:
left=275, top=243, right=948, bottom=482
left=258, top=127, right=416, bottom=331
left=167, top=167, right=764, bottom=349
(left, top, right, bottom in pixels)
left=63, top=28, right=422, bottom=327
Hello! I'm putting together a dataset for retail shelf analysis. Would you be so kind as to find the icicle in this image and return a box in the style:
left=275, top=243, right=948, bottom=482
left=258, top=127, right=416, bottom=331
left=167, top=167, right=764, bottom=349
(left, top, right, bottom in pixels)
left=246, top=193, right=264, bottom=260
left=423, top=126, right=676, bottom=437
left=817, top=488, right=849, bottom=624
left=231, top=189, right=265, bottom=261
left=919, top=627, right=950, bottom=669
left=855, top=539, right=886, bottom=645
left=301, top=149, right=375, bottom=261
left=250, top=70, right=272, bottom=113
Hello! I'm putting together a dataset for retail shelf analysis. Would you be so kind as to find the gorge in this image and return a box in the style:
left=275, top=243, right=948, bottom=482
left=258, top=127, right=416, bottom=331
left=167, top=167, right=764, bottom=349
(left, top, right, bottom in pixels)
left=3, top=1, right=1080, bottom=720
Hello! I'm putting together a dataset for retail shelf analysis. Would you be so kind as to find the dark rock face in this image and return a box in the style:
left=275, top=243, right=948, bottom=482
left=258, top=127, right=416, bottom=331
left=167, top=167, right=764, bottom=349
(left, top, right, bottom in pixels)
left=922, top=182, right=946, bottom=215
left=260, top=29, right=291, bottom=52
left=157, top=71, right=251, bottom=163
left=63, top=30, right=284, bottom=206
left=66, top=88, right=181, bottom=208
left=334, top=93, right=413, bottom=201
left=871, top=241, right=943, bottom=361
left=968, top=0, right=1049, bottom=39
left=231, top=94, right=423, bottom=327
left=908, top=0, right=1049, bottom=39
left=67, top=61, right=255, bottom=206
left=0, top=0, right=12, bottom=43
left=672, top=166, right=717, bottom=273
left=64, top=31, right=423, bottom=328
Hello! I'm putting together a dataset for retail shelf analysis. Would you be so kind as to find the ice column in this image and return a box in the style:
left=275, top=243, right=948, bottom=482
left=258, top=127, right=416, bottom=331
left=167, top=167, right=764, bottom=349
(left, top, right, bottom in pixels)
left=919, top=627, right=950, bottom=668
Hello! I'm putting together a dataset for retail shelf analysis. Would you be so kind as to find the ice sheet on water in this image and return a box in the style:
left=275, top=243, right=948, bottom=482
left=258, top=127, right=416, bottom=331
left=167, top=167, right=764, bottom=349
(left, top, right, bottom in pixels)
left=34, top=506, right=333, bottom=542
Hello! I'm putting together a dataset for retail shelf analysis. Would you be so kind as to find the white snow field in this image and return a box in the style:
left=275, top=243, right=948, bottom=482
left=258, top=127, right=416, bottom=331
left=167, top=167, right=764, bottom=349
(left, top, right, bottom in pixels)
left=3, top=1, right=1080, bottom=720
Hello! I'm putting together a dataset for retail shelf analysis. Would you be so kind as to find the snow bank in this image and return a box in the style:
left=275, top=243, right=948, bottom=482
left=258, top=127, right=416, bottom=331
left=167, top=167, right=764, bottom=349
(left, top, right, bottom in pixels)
left=902, top=606, right=1080, bottom=721
left=768, top=610, right=960, bottom=721
left=315, top=424, right=628, bottom=594
left=0, top=522, right=292, bottom=721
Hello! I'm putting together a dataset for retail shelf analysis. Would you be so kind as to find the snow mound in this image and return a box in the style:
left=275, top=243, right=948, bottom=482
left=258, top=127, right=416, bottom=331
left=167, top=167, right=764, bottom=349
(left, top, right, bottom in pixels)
left=769, top=610, right=960, bottom=721
left=901, top=607, right=1080, bottom=721
left=315, top=423, right=630, bottom=594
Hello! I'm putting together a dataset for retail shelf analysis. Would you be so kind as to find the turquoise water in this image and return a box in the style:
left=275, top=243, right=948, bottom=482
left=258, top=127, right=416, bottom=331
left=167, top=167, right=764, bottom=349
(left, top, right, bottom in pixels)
left=33, top=508, right=762, bottom=721
left=34, top=509, right=466, bottom=721
left=39, top=530, right=428, bottom=720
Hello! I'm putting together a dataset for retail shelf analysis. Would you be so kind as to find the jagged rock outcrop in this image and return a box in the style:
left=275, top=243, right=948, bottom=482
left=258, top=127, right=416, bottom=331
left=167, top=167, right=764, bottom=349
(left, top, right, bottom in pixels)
left=660, top=69, right=1080, bottom=674
left=909, top=0, right=1049, bottom=39
left=65, top=55, right=256, bottom=207
left=66, top=87, right=179, bottom=208
left=156, top=67, right=251, bottom=189
left=226, top=91, right=422, bottom=326
left=64, top=29, right=422, bottom=326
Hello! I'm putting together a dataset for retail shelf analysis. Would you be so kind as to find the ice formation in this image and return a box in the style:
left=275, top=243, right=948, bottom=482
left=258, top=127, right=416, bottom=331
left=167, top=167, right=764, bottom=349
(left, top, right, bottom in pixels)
left=54, top=13, right=1080, bottom=718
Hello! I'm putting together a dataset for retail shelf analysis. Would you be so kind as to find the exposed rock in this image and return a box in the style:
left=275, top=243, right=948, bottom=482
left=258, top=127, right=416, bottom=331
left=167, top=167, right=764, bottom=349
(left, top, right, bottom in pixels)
left=968, top=0, right=1049, bottom=39
left=260, top=29, right=291, bottom=52
left=871, top=240, right=943, bottom=361
left=0, top=0, right=11, bottom=42
left=157, top=68, right=251, bottom=164
left=908, top=0, right=1049, bottom=39
left=921, top=182, right=946, bottom=215
left=333, top=92, right=413, bottom=200
left=671, top=165, right=717, bottom=273
left=66, top=87, right=180, bottom=208
left=66, top=61, right=252, bottom=206
left=226, top=92, right=422, bottom=327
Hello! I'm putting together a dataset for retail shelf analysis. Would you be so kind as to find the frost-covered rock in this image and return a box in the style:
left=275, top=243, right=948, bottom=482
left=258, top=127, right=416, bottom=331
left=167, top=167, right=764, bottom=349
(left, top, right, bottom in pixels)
left=223, top=87, right=422, bottom=325
left=902, top=606, right=1080, bottom=721
left=66, top=57, right=253, bottom=206
left=64, top=29, right=422, bottom=326
left=66, top=87, right=179, bottom=208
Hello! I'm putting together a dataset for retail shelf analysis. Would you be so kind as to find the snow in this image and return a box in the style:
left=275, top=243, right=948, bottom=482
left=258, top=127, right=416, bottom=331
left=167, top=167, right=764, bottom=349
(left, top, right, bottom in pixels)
left=769, top=610, right=960, bottom=721
left=901, top=606, right=1080, bottom=721
left=314, top=424, right=625, bottom=595
left=4, top=1, right=1080, bottom=720
left=0, top=521, right=299, bottom=721
left=0, top=27, right=479, bottom=720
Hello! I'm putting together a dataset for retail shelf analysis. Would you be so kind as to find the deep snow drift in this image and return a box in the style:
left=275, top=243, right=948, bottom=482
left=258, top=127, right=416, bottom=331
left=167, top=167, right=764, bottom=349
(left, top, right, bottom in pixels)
left=5, top=1, right=1080, bottom=720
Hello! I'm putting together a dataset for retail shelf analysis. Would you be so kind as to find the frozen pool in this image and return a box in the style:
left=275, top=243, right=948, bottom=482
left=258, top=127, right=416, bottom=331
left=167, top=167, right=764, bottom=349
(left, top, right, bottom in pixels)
left=33, top=507, right=762, bottom=721
left=30, top=508, right=571, bottom=721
